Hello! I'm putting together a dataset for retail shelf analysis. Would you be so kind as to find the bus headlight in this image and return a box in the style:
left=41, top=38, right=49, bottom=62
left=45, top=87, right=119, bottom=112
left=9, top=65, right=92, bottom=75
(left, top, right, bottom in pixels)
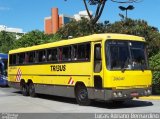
left=113, top=92, right=118, bottom=97
left=144, top=90, right=148, bottom=95
left=144, top=89, right=151, bottom=95
left=113, top=92, right=123, bottom=98
left=117, top=92, right=123, bottom=97
left=147, top=89, right=151, bottom=95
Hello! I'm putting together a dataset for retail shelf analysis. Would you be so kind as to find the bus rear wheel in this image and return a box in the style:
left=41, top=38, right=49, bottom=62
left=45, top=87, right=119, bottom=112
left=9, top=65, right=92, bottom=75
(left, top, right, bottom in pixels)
left=21, top=84, right=29, bottom=96
left=75, top=84, right=91, bottom=106
left=29, top=83, right=36, bottom=97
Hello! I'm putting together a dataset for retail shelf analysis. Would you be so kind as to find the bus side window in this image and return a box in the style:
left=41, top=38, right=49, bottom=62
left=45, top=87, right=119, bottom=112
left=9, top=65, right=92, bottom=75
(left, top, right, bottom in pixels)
left=18, top=53, right=25, bottom=64
left=25, top=53, right=29, bottom=63
left=47, top=49, right=52, bottom=62
left=48, top=54, right=52, bottom=61
left=58, top=48, right=62, bottom=62
left=28, top=52, right=36, bottom=63
left=72, top=45, right=78, bottom=60
left=52, top=48, right=58, bottom=62
left=62, top=46, right=71, bottom=61
left=9, top=54, right=16, bottom=65
left=77, top=44, right=86, bottom=60
left=38, top=50, right=46, bottom=62
left=77, top=43, right=90, bottom=61
left=11, top=54, right=17, bottom=65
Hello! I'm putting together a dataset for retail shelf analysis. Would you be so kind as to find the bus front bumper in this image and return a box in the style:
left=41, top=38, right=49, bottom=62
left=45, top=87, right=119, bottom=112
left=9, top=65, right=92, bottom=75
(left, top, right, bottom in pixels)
left=88, top=87, right=152, bottom=101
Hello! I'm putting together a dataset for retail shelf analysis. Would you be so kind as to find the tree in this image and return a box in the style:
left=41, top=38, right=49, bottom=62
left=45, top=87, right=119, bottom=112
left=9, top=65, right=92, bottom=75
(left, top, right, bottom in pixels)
left=0, top=31, right=16, bottom=53
left=13, top=30, right=61, bottom=49
left=13, top=30, right=50, bottom=49
left=149, top=52, right=160, bottom=94
left=56, top=18, right=109, bottom=38
left=65, top=0, right=141, bottom=24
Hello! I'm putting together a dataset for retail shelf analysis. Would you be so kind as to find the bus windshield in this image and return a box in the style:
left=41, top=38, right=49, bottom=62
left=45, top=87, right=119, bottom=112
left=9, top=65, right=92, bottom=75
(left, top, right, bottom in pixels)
left=106, top=40, right=148, bottom=70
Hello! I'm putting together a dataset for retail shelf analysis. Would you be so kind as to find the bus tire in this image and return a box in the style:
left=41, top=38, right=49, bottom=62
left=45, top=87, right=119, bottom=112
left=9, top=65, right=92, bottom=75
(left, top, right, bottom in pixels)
left=21, top=84, right=29, bottom=96
left=75, top=84, right=91, bottom=106
left=28, top=83, right=36, bottom=97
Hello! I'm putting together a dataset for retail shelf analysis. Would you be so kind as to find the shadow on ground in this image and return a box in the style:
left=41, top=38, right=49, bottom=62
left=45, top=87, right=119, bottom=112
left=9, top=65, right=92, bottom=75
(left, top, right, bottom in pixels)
left=5, top=86, right=153, bottom=109
left=32, top=93, right=153, bottom=109
left=91, top=100, right=153, bottom=109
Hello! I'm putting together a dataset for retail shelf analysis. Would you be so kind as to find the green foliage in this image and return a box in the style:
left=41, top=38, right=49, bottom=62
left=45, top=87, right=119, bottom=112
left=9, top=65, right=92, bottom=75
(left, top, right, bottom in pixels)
left=13, top=30, right=62, bottom=49
left=0, top=31, right=16, bottom=53
left=47, top=33, right=61, bottom=43
left=149, top=52, right=160, bottom=85
left=13, top=30, right=51, bottom=49
left=56, top=18, right=109, bottom=39
left=149, top=52, right=160, bottom=94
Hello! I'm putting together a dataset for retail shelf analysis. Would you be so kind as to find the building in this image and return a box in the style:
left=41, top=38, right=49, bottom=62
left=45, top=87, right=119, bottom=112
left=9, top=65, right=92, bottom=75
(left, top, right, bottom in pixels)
left=44, top=8, right=93, bottom=35
left=44, top=8, right=73, bottom=34
left=74, top=10, right=93, bottom=21
left=0, top=25, right=24, bottom=33
left=0, top=25, right=25, bottom=39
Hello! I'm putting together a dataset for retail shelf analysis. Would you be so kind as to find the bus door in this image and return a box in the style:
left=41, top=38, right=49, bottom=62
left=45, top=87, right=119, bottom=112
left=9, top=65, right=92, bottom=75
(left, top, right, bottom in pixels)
left=93, top=42, right=104, bottom=99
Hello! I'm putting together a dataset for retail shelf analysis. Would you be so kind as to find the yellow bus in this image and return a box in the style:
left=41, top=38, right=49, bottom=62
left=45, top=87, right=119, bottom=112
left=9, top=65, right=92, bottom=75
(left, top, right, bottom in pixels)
left=8, top=33, right=152, bottom=105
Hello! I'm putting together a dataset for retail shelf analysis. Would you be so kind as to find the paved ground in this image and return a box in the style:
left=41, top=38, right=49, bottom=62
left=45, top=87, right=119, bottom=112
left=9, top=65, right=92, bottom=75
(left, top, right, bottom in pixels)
left=0, top=87, right=160, bottom=114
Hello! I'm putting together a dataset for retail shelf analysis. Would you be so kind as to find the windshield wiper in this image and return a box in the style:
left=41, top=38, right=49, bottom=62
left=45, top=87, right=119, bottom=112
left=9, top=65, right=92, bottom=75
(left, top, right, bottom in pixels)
left=121, top=68, right=126, bottom=73
left=141, top=65, right=145, bottom=72
left=121, top=60, right=132, bottom=73
left=121, top=66, right=127, bottom=73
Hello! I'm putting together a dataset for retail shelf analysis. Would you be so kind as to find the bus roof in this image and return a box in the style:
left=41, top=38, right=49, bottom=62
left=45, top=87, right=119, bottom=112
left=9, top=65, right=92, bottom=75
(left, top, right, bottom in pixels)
left=0, top=53, right=8, bottom=59
left=9, top=33, right=145, bottom=54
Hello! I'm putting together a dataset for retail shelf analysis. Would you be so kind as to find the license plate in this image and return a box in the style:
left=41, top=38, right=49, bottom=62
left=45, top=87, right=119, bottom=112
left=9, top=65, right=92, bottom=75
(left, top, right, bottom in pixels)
left=130, top=92, right=139, bottom=97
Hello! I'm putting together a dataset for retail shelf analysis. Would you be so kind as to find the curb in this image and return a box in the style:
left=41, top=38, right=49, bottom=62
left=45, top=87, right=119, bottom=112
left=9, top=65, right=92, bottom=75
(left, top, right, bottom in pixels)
left=138, top=96, right=160, bottom=100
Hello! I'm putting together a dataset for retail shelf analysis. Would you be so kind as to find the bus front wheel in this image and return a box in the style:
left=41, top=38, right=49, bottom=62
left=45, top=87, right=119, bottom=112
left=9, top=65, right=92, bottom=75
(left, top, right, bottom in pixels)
left=75, top=84, right=91, bottom=106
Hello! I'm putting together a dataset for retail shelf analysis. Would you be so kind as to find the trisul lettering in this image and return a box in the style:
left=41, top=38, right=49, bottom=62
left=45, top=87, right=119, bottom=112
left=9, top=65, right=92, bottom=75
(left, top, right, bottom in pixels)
left=50, top=65, right=66, bottom=71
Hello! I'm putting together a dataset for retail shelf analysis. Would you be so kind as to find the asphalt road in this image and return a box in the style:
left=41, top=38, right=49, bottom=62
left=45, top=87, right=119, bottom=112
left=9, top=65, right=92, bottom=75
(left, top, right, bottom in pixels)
left=0, top=87, right=160, bottom=119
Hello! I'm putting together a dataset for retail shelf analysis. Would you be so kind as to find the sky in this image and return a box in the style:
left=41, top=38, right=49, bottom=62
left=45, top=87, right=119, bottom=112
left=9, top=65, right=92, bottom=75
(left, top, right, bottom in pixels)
left=0, top=0, right=159, bottom=32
